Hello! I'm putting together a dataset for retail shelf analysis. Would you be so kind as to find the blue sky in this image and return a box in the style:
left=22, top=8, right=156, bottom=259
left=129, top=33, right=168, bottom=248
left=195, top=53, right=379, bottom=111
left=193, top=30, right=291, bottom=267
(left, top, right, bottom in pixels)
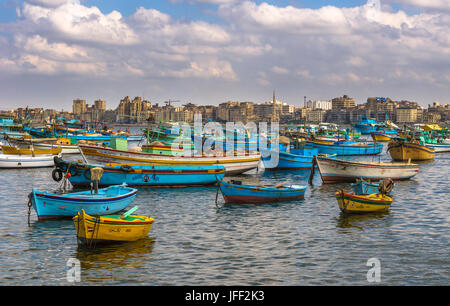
left=0, top=0, right=448, bottom=109
left=0, top=0, right=413, bottom=23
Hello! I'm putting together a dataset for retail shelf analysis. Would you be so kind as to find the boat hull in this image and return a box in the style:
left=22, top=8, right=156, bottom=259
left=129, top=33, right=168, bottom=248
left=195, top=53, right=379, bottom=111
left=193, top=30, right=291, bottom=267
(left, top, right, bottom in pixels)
left=54, top=158, right=226, bottom=188
left=315, top=156, right=419, bottom=183
left=388, top=141, right=435, bottom=161
left=0, top=154, right=57, bottom=168
left=33, top=143, right=80, bottom=154
left=371, top=133, right=391, bottom=142
left=219, top=181, right=306, bottom=204
left=79, top=145, right=260, bottom=175
left=425, top=143, right=450, bottom=153
left=31, top=185, right=137, bottom=220
left=335, top=190, right=392, bottom=214
left=73, top=210, right=154, bottom=245
left=307, top=141, right=383, bottom=156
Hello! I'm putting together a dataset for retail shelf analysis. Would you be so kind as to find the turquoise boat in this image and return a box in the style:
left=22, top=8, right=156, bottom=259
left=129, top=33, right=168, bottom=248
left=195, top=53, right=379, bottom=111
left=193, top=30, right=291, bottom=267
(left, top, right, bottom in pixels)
left=351, top=178, right=394, bottom=195
left=307, top=140, right=383, bottom=156
left=261, top=144, right=336, bottom=170
left=30, top=184, right=137, bottom=220
left=52, top=157, right=226, bottom=188
left=219, top=180, right=306, bottom=204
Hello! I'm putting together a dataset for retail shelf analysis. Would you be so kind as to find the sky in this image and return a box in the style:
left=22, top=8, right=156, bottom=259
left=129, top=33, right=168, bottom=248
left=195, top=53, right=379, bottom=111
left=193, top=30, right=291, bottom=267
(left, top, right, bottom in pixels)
left=0, top=0, right=449, bottom=111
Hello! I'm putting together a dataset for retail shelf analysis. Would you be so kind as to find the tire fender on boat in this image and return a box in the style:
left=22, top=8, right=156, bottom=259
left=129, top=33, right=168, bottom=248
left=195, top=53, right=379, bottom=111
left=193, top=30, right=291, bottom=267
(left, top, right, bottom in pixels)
left=52, top=168, right=63, bottom=182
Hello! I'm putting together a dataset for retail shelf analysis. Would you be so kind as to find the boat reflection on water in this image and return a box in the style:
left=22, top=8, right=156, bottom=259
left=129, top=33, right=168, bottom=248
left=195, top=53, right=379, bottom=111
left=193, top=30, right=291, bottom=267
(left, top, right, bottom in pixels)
left=335, top=212, right=391, bottom=231
left=74, top=237, right=155, bottom=272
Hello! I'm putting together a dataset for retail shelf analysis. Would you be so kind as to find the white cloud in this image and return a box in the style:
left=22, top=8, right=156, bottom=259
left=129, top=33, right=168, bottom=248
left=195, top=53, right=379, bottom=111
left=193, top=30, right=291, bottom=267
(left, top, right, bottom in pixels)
left=162, top=59, right=237, bottom=80
left=272, top=66, right=289, bottom=75
left=22, top=2, right=139, bottom=45
left=0, top=0, right=449, bottom=106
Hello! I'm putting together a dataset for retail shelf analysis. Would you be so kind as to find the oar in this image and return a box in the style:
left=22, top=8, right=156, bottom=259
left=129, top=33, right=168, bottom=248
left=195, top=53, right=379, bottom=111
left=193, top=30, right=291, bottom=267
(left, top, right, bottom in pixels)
left=120, top=206, right=139, bottom=219
left=274, top=181, right=289, bottom=188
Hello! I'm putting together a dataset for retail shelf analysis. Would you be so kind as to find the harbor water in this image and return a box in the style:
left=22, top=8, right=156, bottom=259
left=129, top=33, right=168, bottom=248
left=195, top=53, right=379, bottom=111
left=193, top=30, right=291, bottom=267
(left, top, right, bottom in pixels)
left=0, top=138, right=448, bottom=285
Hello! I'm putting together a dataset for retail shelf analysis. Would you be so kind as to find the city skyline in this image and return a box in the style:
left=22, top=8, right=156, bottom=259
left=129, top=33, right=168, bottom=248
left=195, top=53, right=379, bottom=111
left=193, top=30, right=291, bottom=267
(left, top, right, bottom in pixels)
left=0, top=0, right=449, bottom=109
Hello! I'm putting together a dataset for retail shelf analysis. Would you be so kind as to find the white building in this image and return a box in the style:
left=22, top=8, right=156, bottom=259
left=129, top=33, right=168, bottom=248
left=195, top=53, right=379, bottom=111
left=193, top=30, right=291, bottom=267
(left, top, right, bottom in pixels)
left=306, top=100, right=332, bottom=110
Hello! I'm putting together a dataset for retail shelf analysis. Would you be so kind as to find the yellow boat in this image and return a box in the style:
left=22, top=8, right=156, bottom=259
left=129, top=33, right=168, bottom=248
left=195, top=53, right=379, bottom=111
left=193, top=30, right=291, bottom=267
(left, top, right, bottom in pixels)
left=1, top=145, right=62, bottom=155
left=335, top=190, right=393, bottom=214
left=371, top=133, right=391, bottom=142
left=387, top=139, right=434, bottom=161
left=73, top=209, right=154, bottom=246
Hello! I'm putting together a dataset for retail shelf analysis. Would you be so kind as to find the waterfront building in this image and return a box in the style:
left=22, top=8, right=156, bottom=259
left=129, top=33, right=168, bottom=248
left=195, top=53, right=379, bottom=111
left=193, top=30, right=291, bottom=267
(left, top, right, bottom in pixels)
left=306, top=109, right=327, bottom=123
left=332, top=95, right=355, bottom=110
left=396, top=107, right=418, bottom=123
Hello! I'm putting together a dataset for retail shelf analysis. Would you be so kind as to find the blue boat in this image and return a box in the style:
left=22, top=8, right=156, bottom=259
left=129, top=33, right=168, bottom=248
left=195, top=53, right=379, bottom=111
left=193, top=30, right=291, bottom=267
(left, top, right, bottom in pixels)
left=52, top=157, right=226, bottom=188
left=30, top=183, right=137, bottom=220
left=219, top=180, right=307, bottom=204
left=307, top=140, right=383, bottom=156
left=353, top=115, right=398, bottom=135
left=351, top=178, right=394, bottom=195
left=261, top=143, right=336, bottom=170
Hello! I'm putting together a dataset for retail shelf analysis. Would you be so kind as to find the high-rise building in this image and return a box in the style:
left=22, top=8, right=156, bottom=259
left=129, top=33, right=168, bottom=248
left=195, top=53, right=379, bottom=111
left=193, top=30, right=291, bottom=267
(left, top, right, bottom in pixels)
left=72, top=99, right=86, bottom=115
left=94, top=99, right=106, bottom=111
left=331, top=95, right=355, bottom=110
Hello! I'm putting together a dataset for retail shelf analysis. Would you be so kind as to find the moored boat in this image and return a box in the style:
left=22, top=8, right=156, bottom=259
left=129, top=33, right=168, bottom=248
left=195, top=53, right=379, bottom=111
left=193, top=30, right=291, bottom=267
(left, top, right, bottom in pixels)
left=335, top=190, right=393, bottom=214
left=73, top=208, right=154, bottom=246
left=78, top=144, right=260, bottom=175
left=0, top=153, right=59, bottom=168
left=424, top=143, right=450, bottom=153
left=53, top=157, right=226, bottom=188
left=1, top=145, right=61, bottom=155
left=219, top=180, right=306, bottom=204
left=30, top=184, right=137, bottom=220
left=314, top=155, right=419, bottom=183
left=307, top=140, right=383, bottom=156
left=387, top=138, right=435, bottom=161
left=371, top=132, right=391, bottom=142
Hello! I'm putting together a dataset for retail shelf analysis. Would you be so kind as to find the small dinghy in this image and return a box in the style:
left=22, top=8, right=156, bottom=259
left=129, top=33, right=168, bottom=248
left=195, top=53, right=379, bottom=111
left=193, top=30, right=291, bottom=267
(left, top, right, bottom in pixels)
left=335, top=190, right=393, bottom=214
left=73, top=206, right=154, bottom=246
left=218, top=180, right=307, bottom=204
left=30, top=183, right=137, bottom=220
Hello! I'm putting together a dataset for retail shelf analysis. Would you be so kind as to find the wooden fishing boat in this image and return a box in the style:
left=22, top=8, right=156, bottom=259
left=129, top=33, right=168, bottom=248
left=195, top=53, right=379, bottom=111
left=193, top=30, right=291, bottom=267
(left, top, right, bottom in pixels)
left=30, top=184, right=137, bottom=220
left=1, top=145, right=61, bottom=155
left=32, top=142, right=80, bottom=154
left=335, top=190, right=393, bottom=214
left=261, top=146, right=336, bottom=170
left=219, top=180, right=306, bottom=204
left=387, top=139, right=435, bottom=161
left=0, top=153, right=59, bottom=168
left=314, top=155, right=419, bottom=183
left=73, top=208, right=154, bottom=245
left=53, top=157, right=226, bottom=188
left=306, top=140, right=383, bottom=156
left=371, top=132, right=391, bottom=142
left=424, top=143, right=450, bottom=153
left=79, top=144, right=260, bottom=175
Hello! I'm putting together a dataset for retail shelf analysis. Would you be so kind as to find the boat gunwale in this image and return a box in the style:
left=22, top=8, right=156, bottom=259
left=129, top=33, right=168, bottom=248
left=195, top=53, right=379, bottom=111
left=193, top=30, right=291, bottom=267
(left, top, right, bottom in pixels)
left=316, top=156, right=419, bottom=169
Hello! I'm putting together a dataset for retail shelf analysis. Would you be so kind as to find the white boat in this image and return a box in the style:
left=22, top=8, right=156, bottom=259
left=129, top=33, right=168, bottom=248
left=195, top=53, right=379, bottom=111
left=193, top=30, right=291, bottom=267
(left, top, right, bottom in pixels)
left=32, top=143, right=80, bottom=154
left=79, top=144, right=260, bottom=175
left=0, top=154, right=60, bottom=168
left=314, top=155, right=420, bottom=184
left=425, top=143, right=450, bottom=153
